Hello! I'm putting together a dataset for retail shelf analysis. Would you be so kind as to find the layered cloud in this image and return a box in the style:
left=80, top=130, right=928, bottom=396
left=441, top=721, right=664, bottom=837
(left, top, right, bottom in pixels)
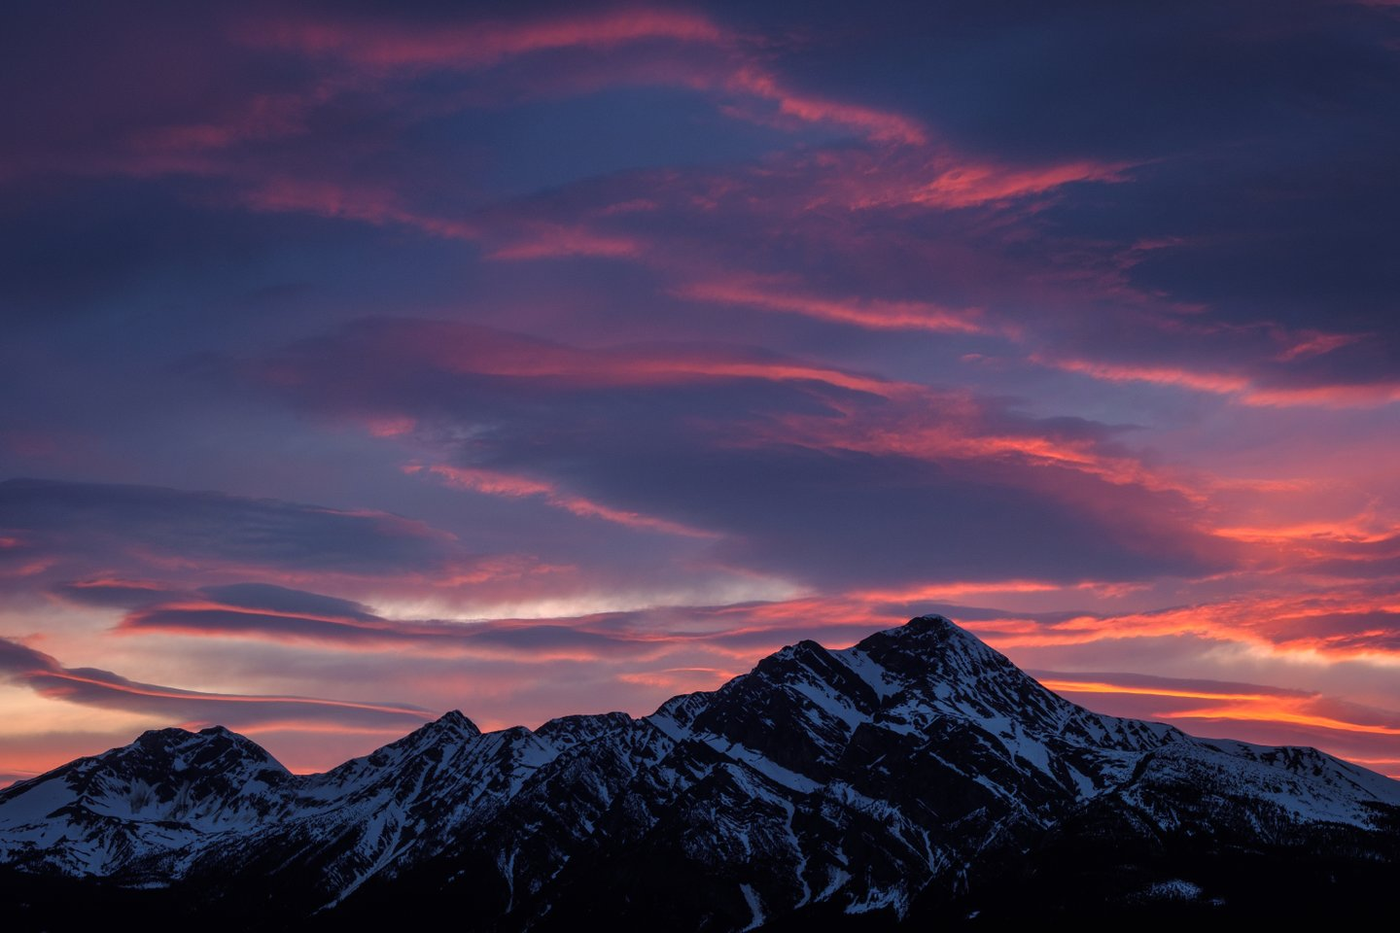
left=1030, top=671, right=1400, bottom=778
left=251, top=317, right=1236, bottom=588
left=0, top=478, right=457, bottom=574
left=0, top=634, right=430, bottom=734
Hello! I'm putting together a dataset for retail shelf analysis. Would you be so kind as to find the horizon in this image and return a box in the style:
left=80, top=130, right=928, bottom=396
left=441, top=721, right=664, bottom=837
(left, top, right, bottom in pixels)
left=4, top=613, right=1397, bottom=785
left=3, top=0, right=1400, bottom=786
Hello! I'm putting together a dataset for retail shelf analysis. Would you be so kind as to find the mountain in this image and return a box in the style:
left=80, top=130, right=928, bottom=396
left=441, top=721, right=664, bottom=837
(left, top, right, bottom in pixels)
left=2, top=615, right=1398, bottom=930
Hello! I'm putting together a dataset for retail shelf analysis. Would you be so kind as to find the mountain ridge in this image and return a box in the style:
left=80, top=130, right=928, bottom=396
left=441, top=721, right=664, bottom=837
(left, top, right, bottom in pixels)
left=2, top=614, right=1398, bottom=929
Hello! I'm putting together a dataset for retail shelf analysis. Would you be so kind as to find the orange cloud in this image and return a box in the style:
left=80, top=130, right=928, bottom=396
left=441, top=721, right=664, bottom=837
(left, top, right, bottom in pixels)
left=1214, top=515, right=1400, bottom=547
left=1035, top=673, right=1400, bottom=776
left=963, top=587, right=1400, bottom=664
left=1037, top=678, right=1282, bottom=703
left=1164, top=704, right=1400, bottom=737
left=615, top=666, right=737, bottom=691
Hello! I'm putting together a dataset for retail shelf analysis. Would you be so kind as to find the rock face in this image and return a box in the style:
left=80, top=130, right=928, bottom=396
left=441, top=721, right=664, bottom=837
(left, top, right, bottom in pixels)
left=3, top=615, right=1398, bottom=929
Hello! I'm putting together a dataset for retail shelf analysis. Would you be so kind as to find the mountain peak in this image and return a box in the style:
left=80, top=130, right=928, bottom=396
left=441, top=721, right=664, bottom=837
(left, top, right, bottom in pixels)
left=121, top=724, right=286, bottom=777
left=410, top=709, right=481, bottom=741
left=416, top=709, right=481, bottom=740
left=855, top=613, right=987, bottom=658
left=898, top=613, right=971, bottom=640
left=436, top=709, right=478, bottom=730
left=135, top=725, right=196, bottom=745
left=763, top=637, right=832, bottom=667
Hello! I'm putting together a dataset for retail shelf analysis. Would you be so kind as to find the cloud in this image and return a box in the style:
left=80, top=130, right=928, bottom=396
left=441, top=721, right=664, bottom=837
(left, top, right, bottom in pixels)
left=1029, top=668, right=1400, bottom=776
left=0, top=633, right=431, bottom=733
left=242, top=5, right=926, bottom=145
left=416, top=464, right=718, bottom=539
left=246, top=8, right=728, bottom=71
left=51, top=578, right=189, bottom=609
left=1037, top=354, right=1400, bottom=410
left=251, top=317, right=1234, bottom=587
left=44, top=578, right=677, bottom=662
left=117, top=601, right=671, bottom=662
left=0, top=477, right=493, bottom=582
left=671, top=277, right=991, bottom=334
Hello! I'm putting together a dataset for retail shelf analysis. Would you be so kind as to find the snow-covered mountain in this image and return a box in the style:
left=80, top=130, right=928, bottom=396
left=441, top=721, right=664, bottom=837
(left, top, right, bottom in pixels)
left=3, top=615, right=1398, bottom=929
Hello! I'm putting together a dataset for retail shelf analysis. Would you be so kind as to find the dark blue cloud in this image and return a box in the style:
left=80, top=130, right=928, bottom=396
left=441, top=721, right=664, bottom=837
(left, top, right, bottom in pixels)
left=199, top=583, right=380, bottom=620
left=253, top=318, right=1232, bottom=587
left=0, top=478, right=458, bottom=575
left=0, top=632, right=431, bottom=730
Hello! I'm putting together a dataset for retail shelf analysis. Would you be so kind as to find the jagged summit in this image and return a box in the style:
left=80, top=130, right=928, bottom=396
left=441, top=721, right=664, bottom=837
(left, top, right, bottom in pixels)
left=900, top=611, right=957, bottom=630
left=2, top=614, right=1398, bottom=930
left=358, top=708, right=481, bottom=755
left=856, top=612, right=991, bottom=655
left=118, top=722, right=285, bottom=770
left=134, top=724, right=208, bottom=744
left=425, top=708, right=481, bottom=736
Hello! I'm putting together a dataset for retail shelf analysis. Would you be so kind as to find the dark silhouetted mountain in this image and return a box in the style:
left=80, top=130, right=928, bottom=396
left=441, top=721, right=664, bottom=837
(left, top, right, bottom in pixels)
left=3, top=615, right=1398, bottom=930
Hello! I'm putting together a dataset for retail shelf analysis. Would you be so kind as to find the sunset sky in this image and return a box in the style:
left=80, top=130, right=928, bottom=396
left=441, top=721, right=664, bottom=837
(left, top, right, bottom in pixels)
left=3, top=0, right=1400, bottom=783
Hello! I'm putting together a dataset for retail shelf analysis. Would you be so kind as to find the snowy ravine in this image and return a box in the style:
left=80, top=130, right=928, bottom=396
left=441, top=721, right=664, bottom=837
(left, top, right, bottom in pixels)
left=2, top=615, right=1398, bottom=929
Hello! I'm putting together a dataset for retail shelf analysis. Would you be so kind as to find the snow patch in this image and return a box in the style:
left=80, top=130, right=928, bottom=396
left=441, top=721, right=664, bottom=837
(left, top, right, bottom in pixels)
left=739, top=883, right=765, bottom=930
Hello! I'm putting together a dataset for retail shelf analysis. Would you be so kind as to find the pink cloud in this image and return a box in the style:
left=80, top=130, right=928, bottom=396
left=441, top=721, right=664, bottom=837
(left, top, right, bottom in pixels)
left=1274, top=330, right=1366, bottom=362
left=239, top=177, right=480, bottom=239
left=1037, top=354, right=1400, bottom=409
left=416, top=464, right=718, bottom=539
left=487, top=223, right=644, bottom=261
left=243, top=6, right=927, bottom=149
left=249, top=9, right=727, bottom=70
left=1037, top=356, right=1253, bottom=395
left=673, top=277, right=990, bottom=334
left=276, top=319, right=902, bottom=395
left=723, top=66, right=928, bottom=145
left=1241, top=382, right=1400, bottom=409
left=902, top=160, right=1133, bottom=209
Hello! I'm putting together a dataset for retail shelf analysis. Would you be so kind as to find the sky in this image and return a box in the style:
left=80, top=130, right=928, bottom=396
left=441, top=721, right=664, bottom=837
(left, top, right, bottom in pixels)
left=3, top=0, right=1400, bottom=783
